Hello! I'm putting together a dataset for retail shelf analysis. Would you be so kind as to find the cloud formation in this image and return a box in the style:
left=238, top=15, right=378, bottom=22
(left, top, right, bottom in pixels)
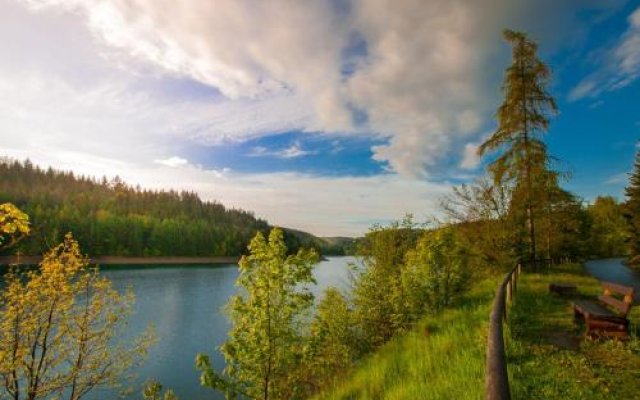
left=1, top=0, right=630, bottom=234
left=248, top=142, right=317, bottom=159
left=569, top=6, right=640, bottom=100
left=154, top=156, right=189, bottom=168
left=14, top=0, right=514, bottom=177
left=11, top=0, right=627, bottom=177
left=460, top=142, right=482, bottom=170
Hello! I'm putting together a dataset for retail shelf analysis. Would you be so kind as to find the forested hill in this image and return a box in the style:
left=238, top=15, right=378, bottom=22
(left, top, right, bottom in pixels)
left=0, top=159, right=347, bottom=257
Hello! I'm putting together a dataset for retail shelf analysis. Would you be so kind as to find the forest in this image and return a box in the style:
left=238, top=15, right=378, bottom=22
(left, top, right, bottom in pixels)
left=0, top=158, right=349, bottom=257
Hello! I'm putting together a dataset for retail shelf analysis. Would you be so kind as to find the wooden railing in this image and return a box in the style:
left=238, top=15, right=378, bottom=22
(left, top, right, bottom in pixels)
left=484, top=262, right=521, bottom=400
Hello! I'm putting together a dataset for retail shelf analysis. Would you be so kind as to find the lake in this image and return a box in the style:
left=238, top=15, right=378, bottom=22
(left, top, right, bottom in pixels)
left=584, top=257, right=640, bottom=305
left=88, top=256, right=355, bottom=400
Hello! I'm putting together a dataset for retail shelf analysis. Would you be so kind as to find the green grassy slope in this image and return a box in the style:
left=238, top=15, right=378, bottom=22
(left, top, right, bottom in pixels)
left=315, top=279, right=497, bottom=400
left=317, top=263, right=640, bottom=400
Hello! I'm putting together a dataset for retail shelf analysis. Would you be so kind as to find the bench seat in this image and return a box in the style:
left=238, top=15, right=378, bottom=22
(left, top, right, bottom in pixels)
left=572, top=300, right=626, bottom=322
left=572, top=281, right=634, bottom=339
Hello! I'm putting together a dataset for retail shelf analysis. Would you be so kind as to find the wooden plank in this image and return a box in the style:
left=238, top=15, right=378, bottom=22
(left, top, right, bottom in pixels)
left=601, top=281, right=635, bottom=297
left=573, top=300, right=618, bottom=319
left=586, top=317, right=628, bottom=330
left=598, top=295, right=631, bottom=316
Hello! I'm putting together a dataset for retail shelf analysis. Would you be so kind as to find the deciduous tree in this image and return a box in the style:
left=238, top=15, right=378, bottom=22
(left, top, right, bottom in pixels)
left=0, top=234, right=154, bottom=400
left=197, top=228, right=318, bottom=400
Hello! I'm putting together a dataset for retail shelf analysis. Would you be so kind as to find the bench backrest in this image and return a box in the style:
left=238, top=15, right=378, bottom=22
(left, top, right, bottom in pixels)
left=598, top=281, right=635, bottom=317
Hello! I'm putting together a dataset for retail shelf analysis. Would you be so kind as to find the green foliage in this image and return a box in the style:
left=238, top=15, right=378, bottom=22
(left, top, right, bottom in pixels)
left=142, top=380, right=179, bottom=400
left=536, top=183, right=590, bottom=260
left=625, top=150, right=640, bottom=264
left=402, top=228, right=472, bottom=313
left=197, top=228, right=319, bottom=400
left=0, top=159, right=347, bottom=257
left=300, top=288, right=355, bottom=392
left=440, top=177, right=516, bottom=270
left=315, top=279, right=496, bottom=400
left=586, top=196, right=627, bottom=258
left=0, top=159, right=269, bottom=257
left=351, top=217, right=420, bottom=350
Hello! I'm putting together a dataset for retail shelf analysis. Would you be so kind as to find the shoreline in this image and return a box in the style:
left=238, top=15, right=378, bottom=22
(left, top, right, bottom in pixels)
left=0, top=255, right=240, bottom=266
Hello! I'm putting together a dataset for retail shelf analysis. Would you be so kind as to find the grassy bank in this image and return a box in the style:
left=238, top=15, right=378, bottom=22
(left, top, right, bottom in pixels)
left=316, top=263, right=640, bottom=400
left=508, top=263, right=640, bottom=399
left=315, top=278, right=498, bottom=400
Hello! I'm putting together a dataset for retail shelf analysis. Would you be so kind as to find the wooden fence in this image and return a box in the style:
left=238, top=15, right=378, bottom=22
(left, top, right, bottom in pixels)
left=484, top=262, right=521, bottom=400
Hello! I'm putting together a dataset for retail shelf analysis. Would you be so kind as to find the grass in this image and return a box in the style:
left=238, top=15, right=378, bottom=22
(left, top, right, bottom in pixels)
left=507, top=263, right=640, bottom=399
left=315, top=278, right=498, bottom=400
left=317, top=263, right=640, bottom=400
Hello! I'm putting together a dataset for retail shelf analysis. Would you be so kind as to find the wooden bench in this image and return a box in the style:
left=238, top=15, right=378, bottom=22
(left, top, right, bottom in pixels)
left=573, top=281, right=634, bottom=339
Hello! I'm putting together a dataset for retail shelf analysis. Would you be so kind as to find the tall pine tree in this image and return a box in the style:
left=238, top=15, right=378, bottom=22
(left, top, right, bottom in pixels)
left=478, top=29, right=557, bottom=261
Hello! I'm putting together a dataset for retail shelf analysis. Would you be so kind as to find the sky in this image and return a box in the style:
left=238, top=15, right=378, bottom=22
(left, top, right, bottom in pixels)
left=0, top=0, right=639, bottom=237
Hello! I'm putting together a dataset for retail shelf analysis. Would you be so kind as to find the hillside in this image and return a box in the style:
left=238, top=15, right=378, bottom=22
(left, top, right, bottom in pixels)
left=0, top=159, right=348, bottom=257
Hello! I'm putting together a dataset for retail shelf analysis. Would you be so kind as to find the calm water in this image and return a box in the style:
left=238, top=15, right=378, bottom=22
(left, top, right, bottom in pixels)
left=88, top=257, right=355, bottom=400
left=584, top=257, right=640, bottom=305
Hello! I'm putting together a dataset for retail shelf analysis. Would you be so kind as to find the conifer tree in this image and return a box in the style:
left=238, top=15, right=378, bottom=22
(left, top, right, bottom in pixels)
left=624, top=150, right=640, bottom=264
left=478, top=29, right=557, bottom=261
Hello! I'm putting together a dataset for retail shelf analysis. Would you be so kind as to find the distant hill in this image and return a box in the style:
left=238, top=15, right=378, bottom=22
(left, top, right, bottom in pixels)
left=282, top=229, right=356, bottom=256
left=0, top=158, right=350, bottom=257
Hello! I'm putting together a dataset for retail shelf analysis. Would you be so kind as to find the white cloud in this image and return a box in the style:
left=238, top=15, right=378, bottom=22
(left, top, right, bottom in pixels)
left=605, top=172, right=628, bottom=185
left=154, top=156, right=189, bottom=168
left=249, top=142, right=317, bottom=159
left=9, top=0, right=550, bottom=177
left=460, top=142, right=481, bottom=170
left=11, top=0, right=624, bottom=176
left=569, top=6, right=640, bottom=100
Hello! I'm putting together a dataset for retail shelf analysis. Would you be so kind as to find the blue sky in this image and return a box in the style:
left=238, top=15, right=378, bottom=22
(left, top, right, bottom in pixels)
left=0, top=0, right=639, bottom=236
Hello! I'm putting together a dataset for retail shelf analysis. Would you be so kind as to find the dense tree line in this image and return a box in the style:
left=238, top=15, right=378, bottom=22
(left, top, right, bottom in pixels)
left=0, top=159, right=346, bottom=257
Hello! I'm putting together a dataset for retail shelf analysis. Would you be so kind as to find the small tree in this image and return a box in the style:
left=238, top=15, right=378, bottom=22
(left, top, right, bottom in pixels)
left=197, top=228, right=318, bottom=400
left=298, top=287, right=354, bottom=395
left=587, top=196, right=627, bottom=258
left=440, top=177, right=515, bottom=270
left=351, top=216, right=419, bottom=350
left=0, top=234, right=154, bottom=400
left=403, top=227, right=472, bottom=313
